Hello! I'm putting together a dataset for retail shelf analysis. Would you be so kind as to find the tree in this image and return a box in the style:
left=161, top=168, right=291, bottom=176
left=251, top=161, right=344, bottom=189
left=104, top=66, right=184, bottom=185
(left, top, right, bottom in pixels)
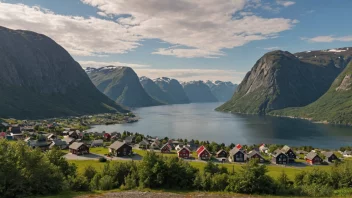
left=83, top=165, right=97, bottom=182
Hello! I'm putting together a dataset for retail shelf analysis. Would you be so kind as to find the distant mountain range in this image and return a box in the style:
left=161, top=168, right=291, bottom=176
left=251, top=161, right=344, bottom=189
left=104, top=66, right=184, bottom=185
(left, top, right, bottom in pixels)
left=0, top=26, right=127, bottom=119
left=85, top=67, right=237, bottom=107
left=217, top=47, right=352, bottom=124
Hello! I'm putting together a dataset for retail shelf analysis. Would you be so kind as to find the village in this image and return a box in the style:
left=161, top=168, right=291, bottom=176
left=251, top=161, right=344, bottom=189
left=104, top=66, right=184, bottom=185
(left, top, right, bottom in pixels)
left=1, top=118, right=350, bottom=167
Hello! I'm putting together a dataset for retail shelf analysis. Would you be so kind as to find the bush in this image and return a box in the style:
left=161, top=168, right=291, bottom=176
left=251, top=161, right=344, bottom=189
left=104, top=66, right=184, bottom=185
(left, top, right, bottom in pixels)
left=300, top=184, right=333, bottom=197
left=99, top=175, right=114, bottom=190
left=68, top=174, right=90, bottom=191
left=99, top=157, right=107, bottom=162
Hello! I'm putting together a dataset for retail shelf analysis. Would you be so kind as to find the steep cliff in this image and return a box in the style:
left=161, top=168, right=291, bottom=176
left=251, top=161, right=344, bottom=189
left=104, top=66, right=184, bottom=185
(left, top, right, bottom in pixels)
left=0, top=26, right=126, bottom=119
left=139, top=76, right=175, bottom=104
left=216, top=50, right=349, bottom=114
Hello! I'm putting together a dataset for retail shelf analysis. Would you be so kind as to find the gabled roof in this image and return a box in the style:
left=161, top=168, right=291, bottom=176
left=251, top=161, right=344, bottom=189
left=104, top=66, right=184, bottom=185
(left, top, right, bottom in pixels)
left=216, top=149, right=227, bottom=155
left=196, top=145, right=205, bottom=153
left=247, top=150, right=263, bottom=159
left=281, top=145, right=292, bottom=153
left=229, top=147, right=243, bottom=156
left=62, top=137, right=75, bottom=144
left=29, top=140, right=50, bottom=147
left=51, top=139, right=67, bottom=146
left=177, top=146, right=190, bottom=153
left=236, top=144, right=242, bottom=149
left=161, top=143, right=172, bottom=150
left=306, top=151, right=320, bottom=160
left=198, top=148, right=210, bottom=156
left=69, top=142, right=85, bottom=150
left=323, top=151, right=335, bottom=158
left=344, top=150, right=352, bottom=155
left=109, top=141, right=130, bottom=150
left=125, top=136, right=135, bottom=141
left=273, top=151, right=287, bottom=158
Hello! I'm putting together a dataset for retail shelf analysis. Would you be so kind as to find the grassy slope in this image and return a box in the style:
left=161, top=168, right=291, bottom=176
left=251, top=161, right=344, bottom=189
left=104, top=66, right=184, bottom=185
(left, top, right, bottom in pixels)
left=271, top=61, right=352, bottom=125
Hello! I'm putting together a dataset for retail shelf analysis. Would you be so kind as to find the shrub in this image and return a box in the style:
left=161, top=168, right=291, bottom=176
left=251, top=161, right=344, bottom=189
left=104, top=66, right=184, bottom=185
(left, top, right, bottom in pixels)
left=99, top=175, right=114, bottom=190
left=99, top=157, right=107, bottom=162
left=68, top=174, right=90, bottom=191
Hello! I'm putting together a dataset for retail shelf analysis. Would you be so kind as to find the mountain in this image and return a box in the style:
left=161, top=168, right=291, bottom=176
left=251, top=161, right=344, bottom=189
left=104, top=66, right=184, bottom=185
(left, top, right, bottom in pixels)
left=271, top=61, right=352, bottom=125
left=87, top=66, right=162, bottom=107
left=154, top=77, right=190, bottom=104
left=217, top=48, right=352, bottom=114
left=182, top=81, right=218, bottom=103
left=139, top=76, right=175, bottom=104
left=206, top=80, right=238, bottom=102
left=0, top=26, right=126, bottom=119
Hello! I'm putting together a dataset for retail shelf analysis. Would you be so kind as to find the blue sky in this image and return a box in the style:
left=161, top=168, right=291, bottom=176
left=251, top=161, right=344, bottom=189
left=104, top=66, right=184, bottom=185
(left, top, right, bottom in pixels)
left=1, top=0, right=352, bottom=82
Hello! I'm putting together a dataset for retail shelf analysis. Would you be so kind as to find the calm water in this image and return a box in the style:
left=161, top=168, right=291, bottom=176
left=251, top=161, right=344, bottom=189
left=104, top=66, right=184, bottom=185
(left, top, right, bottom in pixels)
left=88, top=103, right=352, bottom=149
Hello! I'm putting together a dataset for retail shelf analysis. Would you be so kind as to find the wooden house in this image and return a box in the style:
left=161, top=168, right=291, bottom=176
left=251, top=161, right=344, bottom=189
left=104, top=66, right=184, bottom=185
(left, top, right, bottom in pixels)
left=68, top=131, right=79, bottom=139
left=323, top=152, right=339, bottom=162
left=216, top=149, right=228, bottom=158
left=109, top=141, right=132, bottom=157
left=104, top=133, right=111, bottom=141
left=160, top=143, right=172, bottom=153
left=281, top=145, right=296, bottom=162
left=28, top=140, right=50, bottom=151
left=272, top=152, right=288, bottom=165
left=69, top=142, right=89, bottom=155
left=247, top=150, right=265, bottom=163
left=62, top=137, right=75, bottom=145
left=138, top=139, right=150, bottom=149
left=305, top=151, right=323, bottom=165
left=259, top=144, right=268, bottom=153
left=343, top=151, right=352, bottom=157
left=229, top=147, right=245, bottom=162
left=124, top=135, right=135, bottom=145
left=177, top=147, right=190, bottom=159
left=197, top=146, right=211, bottom=160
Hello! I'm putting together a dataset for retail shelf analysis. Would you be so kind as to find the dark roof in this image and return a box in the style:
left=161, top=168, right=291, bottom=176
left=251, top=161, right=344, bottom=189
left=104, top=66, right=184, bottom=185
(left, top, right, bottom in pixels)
left=216, top=149, right=227, bottom=155
left=306, top=151, right=320, bottom=160
left=91, top=139, right=104, bottom=145
left=247, top=150, right=263, bottom=158
left=69, top=142, right=85, bottom=150
left=125, top=136, right=135, bottom=141
left=29, top=140, right=49, bottom=147
left=110, top=141, right=129, bottom=150
left=323, top=151, right=335, bottom=158
left=229, top=147, right=243, bottom=156
left=51, top=139, right=67, bottom=146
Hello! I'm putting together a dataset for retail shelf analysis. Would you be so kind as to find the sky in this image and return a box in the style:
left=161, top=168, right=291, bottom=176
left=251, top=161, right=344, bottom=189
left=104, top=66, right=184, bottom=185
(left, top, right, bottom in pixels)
left=1, top=0, right=352, bottom=83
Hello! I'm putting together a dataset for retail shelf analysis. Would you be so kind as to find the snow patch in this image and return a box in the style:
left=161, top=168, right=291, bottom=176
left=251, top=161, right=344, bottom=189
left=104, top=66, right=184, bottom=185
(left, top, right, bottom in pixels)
left=328, top=49, right=346, bottom=53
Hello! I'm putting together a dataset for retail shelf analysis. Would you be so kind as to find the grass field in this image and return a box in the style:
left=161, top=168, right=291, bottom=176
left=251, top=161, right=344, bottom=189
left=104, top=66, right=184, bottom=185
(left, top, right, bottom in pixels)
left=69, top=158, right=333, bottom=180
left=90, top=147, right=109, bottom=155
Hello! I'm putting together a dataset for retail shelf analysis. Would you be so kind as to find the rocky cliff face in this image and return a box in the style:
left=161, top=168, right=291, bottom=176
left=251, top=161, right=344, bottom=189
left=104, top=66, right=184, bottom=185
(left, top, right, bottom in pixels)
left=139, top=76, right=175, bottom=104
left=271, top=61, right=352, bottom=125
left=182, top=81, right=218, bottom=103
left=87, top=66, right=162, bottom=107
left=217, top=49, right=350, bottom=114
left=206, top=81, right=238, bottom=102
left=154, top=77, right=190, bottom=104
left=0, top=26, right=126, bottom=119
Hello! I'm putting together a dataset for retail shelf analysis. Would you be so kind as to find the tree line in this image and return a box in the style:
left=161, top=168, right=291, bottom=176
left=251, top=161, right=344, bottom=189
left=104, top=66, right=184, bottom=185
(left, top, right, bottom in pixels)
left=1, top=139, right=352, bottom=197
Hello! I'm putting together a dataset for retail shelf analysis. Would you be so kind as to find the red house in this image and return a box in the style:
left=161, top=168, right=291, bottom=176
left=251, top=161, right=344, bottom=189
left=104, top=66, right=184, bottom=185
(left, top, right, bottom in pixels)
left=104, top=133, right=111, bottom=141
left=177, top=147, right=190, bottom=159
left=160, top=143, right=172, bottom=153
left=197, top=146, right=211, bottom=160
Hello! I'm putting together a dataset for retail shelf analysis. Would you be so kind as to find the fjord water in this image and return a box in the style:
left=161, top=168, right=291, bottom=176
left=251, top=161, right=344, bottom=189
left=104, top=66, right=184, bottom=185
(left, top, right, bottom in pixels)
left=89, top=103, right=352, bottom=149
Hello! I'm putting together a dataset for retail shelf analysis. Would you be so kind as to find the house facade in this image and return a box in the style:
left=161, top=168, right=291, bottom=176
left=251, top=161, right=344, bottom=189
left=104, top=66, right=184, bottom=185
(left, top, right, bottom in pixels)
left=109, top=141, right=132, bottom=157
left=216, top=149, right=228, bottom=158
left=247, top=150, right=265, bottom=163
left=281, top=145, right=296, bottom=162
left=177, top=147, right=190, bottom=159
left=272, top=152, right=288, bottom=165
left=324, top=152, right=339, bottom=162
left=229, top=147, right=245, bottom=162
left=306, top=152, right=323, bottom=165
left=69, top=142, right=89, bottom=155
left=198, top=148, right=211, bottom=160
left=160, top=143, right=172, bottom=153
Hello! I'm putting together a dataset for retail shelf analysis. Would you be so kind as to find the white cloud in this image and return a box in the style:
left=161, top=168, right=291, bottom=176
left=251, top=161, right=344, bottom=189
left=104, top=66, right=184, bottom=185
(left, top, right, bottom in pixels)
left=303, top=35, right=352, bottom=43
left=0, top=1, right=297, bottom=58
left=78, top=60, right=150, bottom=68
left=0, top=3, right=141, bottom=57
left=276, top=0, right=295, bottom=7
left=135, top=68, right=246, bottom=83
left=80, top=0, right=297, bottom=58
